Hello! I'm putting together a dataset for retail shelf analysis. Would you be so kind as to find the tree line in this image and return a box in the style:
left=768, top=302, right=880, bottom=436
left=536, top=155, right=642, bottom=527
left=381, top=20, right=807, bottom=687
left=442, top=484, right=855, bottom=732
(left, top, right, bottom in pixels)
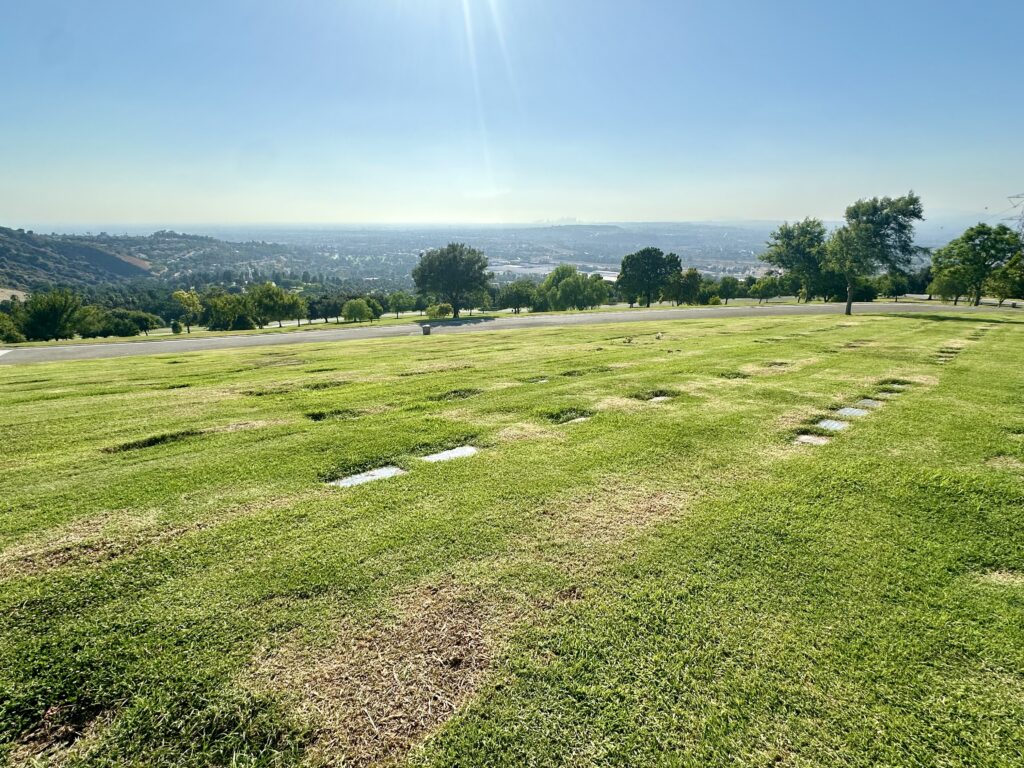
left=757, top=193, right=1023, bottom=313
left=2, top=202, right=1021, bottom=343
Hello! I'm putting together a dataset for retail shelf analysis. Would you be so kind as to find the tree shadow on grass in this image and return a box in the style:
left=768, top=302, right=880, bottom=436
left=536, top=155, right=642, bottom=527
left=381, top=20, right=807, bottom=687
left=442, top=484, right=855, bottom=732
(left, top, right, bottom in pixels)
left=415, top=317, right=498, bottom=326
left=889, top=313, right=1024, bottom=325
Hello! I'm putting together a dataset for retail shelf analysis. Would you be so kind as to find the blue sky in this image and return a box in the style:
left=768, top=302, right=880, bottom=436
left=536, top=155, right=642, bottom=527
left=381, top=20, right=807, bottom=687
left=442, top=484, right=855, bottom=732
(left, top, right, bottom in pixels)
left=1, top=0, right=1021, bottom=226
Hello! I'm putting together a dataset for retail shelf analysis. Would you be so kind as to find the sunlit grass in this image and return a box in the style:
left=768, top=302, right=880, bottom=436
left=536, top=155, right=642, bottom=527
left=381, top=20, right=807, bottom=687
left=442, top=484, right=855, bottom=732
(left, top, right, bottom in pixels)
left=1, top=311, right=1022, bottom=766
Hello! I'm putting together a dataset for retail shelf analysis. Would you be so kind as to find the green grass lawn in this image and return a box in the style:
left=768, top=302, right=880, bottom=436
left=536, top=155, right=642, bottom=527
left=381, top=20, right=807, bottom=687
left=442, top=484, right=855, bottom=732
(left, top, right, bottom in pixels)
left=4, top=296, right=975, bottom=349
left=2, top=311, right=1023, bottom=767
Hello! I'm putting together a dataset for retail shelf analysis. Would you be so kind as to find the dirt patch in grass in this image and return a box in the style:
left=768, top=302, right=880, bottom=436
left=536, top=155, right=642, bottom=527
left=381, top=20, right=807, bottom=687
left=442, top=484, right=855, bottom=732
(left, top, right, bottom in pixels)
left=718, top=371, right=750, bottom=380
left=162, top=382, right=191, bottom=389
left=630, top=388, right=678, bottom=401
left=6, top=703, right=108, bottom=766
left=397, top=363, right=475, bottom=377
left=976, top=570, right=1024, bottom=587
left=243, top=385, right=294, bottom=396
left=741, top=360, right=801, bottom=376
left=306, top=409, right=361, bottom=422
left=303, top=380, right=348, bottom=391
left=559, top=366, right=612, bottom=377
left=986, top=455, right=1024, bottom=471
left=250, top=582, right=494, bottom=767
left=543, top=406, right=595, bottom=424
left=102, top=429, right=202, bottom=453
left=428, top=388, right=483, bottom=401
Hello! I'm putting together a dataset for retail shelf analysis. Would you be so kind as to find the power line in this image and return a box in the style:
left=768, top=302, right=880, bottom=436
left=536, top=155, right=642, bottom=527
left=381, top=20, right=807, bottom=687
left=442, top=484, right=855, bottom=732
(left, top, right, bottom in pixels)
left=1004, top=193, right=1024, bottom=236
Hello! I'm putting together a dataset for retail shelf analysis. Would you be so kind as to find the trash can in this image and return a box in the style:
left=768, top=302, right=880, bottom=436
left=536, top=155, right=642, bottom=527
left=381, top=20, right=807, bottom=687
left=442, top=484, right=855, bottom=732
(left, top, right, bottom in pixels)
left=422, top=324, right=431, bottom=335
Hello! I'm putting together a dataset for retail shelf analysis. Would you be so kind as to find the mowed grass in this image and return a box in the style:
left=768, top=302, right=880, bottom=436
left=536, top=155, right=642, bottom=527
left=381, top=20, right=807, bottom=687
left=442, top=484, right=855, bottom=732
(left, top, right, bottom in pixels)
left=1, top=311, right=1023, bottom=767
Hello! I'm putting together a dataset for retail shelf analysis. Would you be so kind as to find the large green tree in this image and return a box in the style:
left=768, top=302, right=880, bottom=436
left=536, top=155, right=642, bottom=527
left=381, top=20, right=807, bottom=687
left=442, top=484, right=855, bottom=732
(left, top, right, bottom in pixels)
left=718, top=276, right=740, bottom=304
left=826, top=192, right=924, bottom=315
left=411, top=243, right=491, bottom=319
left=664, top=267, right=702, bottom=305
left=203, top=291, right=255, bottom=331
left=171, top=289, right=202, bottom=333
left=749, top=276, right=781, bottom=304
left=760, top=218, right=827, bottom=301
left=387, top=291, right=415, bottom=319
left=932, top=223, right=1022, bottom=306
left=618, top=248, right=681, bottom=307
left=497, top=280, right=537, bottom=314
left=927, top=267, right=970, bottom=305
left=986, top=252, right=1024, bottom=306
left=247, top=282, right=291, bottom=327
left=22, top=289, right=82, bottom=341
left=875, top=271, right=908, bottom=302
left=282, top=293, right=307, bottom=326
left=342, top=298, right=372, bottom=323
left=536, top=265, right=608, bottom=311
left=308, top=294, right=343, bottom=323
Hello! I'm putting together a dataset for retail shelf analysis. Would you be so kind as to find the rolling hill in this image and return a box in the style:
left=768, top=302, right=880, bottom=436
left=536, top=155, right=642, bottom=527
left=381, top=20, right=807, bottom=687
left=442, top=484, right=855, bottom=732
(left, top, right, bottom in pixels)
left=0, top=227, right=152, bottom=291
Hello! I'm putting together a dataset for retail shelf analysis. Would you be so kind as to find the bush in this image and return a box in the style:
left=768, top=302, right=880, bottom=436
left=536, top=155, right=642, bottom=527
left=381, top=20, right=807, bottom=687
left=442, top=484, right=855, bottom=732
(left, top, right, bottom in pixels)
left=426, top=303, right=453, bottom=320
left=708, top=295, right=722, bottom=305
left=170, top=319, right=183, bottom=334
left=365, top=297, right=384, bottom=320
left=22, top=289, right=81, bottom=341
left=342, top=298, right=372, bottom=323
left=0, top=312, right=25, bottom=343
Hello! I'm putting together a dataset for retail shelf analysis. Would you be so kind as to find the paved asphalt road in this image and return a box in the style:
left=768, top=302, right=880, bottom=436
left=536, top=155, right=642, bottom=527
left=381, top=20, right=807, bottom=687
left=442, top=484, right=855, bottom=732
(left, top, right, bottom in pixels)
left=0, top=302, right=1008, bottom=365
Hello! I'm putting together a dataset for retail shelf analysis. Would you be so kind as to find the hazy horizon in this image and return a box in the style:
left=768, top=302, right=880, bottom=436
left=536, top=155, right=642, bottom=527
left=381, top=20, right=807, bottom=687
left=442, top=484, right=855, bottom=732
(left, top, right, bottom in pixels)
left=2, top=1, right=1022, bottom=226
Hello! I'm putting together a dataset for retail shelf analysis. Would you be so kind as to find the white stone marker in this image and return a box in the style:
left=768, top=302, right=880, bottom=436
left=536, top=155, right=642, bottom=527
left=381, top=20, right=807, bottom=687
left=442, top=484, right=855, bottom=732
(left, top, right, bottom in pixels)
left=329, top=466, right=407, bottom=487
left=816, top=419, right=850, bottom=431
left=421, top=446, right=479, bottom=462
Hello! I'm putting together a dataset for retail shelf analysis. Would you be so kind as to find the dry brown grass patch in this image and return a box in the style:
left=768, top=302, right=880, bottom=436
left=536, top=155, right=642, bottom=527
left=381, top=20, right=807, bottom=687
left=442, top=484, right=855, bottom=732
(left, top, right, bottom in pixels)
left=1, top=495, right=312, bottom=580
left=495, top=422, right=562, bottom=443
left=206, top=419, right=290, bottom=433
left=777, top=406, right=825, bottom=431
left=976, top=570, right=1024, bottom=587
left=0, top=510, right=166, bottom=580
left=596, top=396, right=646, bottom=413
left=250, top=582, right=495, bottom=767
left=544, top=480, right=691, bottom=545
left=5, top=703, right=110, bottom=766
left=986, top=455, right=1024, bottom=471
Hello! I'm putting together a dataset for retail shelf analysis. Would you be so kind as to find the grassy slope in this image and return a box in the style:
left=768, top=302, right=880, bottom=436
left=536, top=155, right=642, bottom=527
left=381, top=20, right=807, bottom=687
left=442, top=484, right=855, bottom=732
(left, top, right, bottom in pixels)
left=1, top=312, right=1022, bottom=766
left=0, top=297, right=964, bottom=349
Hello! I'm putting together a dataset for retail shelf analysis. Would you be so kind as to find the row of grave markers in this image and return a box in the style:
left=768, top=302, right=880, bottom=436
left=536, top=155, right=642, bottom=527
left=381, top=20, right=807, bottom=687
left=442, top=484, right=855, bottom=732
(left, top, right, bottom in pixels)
left=328, top=380, right=917, bottom=487
left=794, top=383, right=911, bottom=446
